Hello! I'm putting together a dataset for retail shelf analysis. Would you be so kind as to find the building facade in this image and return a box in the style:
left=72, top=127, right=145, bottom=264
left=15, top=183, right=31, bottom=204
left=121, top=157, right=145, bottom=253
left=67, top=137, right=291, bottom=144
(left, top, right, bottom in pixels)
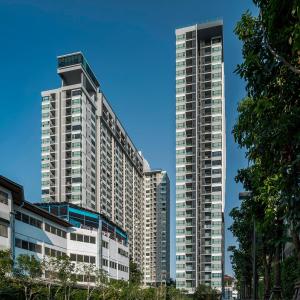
left=224, top=275, right=238, bottom=300
left=0, top=175, right=129, bottom=281
left=41, top=53, right=144, bottom=266
left=175, top=21, right=225, bottom=292
left=143, top=166, right=170, bottom=286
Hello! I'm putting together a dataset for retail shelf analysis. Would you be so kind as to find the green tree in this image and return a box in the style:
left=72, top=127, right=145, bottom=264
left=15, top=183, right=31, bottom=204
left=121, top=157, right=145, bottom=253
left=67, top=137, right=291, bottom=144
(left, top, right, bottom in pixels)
left=166, top=285, right=182, bottom=300
left=231, top=165, right=285, bottom=299
left=0, top=249, right=13, bottom=288
left=281, top=255, right=300, bottom=300
left=42, top=256, right=60, bottom=300
left=14, top=254, right=43, bottom=300
left=82, top=264, right=109, bottom=300
left=129, top=259, right=143, bottom=285
left=53, top=255, right=77, bottom=300
left=233, top=0, right=300, bottom=259
left=232, top=0, right=300, bottom=298
left=193, top=284, right=220, bottom=300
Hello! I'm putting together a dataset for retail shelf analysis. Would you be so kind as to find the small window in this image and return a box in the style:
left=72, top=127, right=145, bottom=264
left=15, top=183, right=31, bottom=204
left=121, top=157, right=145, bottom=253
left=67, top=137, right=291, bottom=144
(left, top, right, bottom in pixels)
left=22, top=214, right=29, bottom=224
left=15, top=211, right=21, bottom=220
left=0, top=191, right=9, bottom=205
left=77, top=255, right=83, bottom=262
left=21, top=240, right=29, bottom=250
left=35, top=243, right=42, bottom=253
left=29, top=242, right=35, bottom=252
left=50, top=226, right=56, bottom=234
left=84, top=255, right=89, bottom=263
left=0, top=223, right=8, bottom=238
left=70, top=233, right=76, bottom=240
left=90, top=236, right=96, bottom=244
left=77, top=234, right=83, bottom=242
left=50, top=248, right=56, bottom=257
left=90, top=256, right=95, bottom=264
left=84, top=235, right=89, bottom=243
left=45, top=223, right=50, bottom=232
left=30, top=218, right=36, bottom=227
left=15, top=238, right=22, bottom=248
left=70, top=254, right=76, bottom=261
left=36, top=220, right=42, bottom=229
left=102, top=258, right=108, bottom=266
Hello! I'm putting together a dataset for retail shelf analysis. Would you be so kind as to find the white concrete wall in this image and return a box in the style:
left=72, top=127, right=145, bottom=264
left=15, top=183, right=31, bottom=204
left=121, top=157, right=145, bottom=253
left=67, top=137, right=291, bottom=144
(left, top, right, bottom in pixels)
left=0, top=197, right=129, bottom=282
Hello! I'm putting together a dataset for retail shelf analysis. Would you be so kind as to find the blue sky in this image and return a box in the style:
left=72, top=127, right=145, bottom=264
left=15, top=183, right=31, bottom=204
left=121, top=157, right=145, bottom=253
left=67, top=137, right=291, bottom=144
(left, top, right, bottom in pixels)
left=0, top=0, right=257, bottom=277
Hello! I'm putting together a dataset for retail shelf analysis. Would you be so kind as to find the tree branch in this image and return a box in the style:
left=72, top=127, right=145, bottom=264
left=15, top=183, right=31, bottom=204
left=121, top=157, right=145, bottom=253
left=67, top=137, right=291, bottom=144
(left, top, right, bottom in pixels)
left=266, top=42, right=300, bottom=75
left=259, top=9, right=300, bottom=75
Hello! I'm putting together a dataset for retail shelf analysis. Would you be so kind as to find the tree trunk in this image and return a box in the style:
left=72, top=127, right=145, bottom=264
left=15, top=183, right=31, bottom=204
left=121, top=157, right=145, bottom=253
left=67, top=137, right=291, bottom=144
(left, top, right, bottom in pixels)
left=292, top=231, right=300, bottom=261
left=269, top=242, right=282, bottom=299
left=64, top=286, right=67, bottom=300
left=47, top=284, right=51, bottom=300
left=87, top=283, right=90, bottom=300
left=245, top=281, right=252, bottom=300
left=263, top=254, right=272, bottom=300
left=274, top=244, right=281, bottom=285
left=24, top=286, right=29, bottom=300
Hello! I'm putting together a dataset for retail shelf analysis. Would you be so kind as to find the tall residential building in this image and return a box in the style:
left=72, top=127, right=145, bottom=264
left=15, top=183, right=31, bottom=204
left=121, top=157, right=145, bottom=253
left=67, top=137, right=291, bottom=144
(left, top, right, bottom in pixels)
left=142, top=162, right=170, bottom=286
left=175, top=21, right=225, bottom=293
left=41, top=52, right=144, bottom=266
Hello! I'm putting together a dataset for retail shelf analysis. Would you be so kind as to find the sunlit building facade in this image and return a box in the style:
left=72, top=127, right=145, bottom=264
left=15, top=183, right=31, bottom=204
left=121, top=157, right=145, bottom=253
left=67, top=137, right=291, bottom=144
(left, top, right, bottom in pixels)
left=143, top=166, right=170, bottom=286
left=175, top=21, right=225, bottom=293
left=41, top=53, right=144, bottom=266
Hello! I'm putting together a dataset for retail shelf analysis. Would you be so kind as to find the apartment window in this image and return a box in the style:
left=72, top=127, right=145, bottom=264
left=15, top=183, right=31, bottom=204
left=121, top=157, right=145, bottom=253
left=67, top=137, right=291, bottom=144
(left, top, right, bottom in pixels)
left=70, top=253, right=96, bottom=264
left=45, top=246, right=66, bottom=258
left=70, top=233, right=96, bottom=244
left=176, top=34, right=185, bottom=41
left=102, top=258, right=108, bottom=266
left=71, top=98, right=81, bottom=105
left=0, top=191, right=9, bottom=205
left=15, top=238, right=42, bottom=254
left=15, top=211, right=42, bottom=229
left=0, top=223, right=8, bottom=238
left=109, top=261, right=117, bottom=269
left=45, top=223, right=67, bottom=238
left=118, top=264, right=128, bottom=273
left=118, top=248, right=128, bottom=257
left=176, top=43, right=185, bottom=49
left=72, top=90, right=82, bottom=96
left=72, top=125, right=82, bottom=131
left=102, top=240, right=108, bottom=248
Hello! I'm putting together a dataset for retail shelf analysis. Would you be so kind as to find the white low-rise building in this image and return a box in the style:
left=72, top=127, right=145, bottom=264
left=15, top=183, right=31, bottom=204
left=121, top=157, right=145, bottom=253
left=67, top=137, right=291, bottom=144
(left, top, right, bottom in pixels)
left=0, top=175, right=129, bottom=282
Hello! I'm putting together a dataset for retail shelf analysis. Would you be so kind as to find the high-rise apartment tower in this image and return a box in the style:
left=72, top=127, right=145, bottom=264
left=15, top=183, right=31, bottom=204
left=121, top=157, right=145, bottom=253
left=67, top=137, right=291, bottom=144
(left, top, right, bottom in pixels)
left=41, top=53, right=144, bottom=266
left=175, top=21, right=225, bottom=293
left=143, top=162, right=170, bottom=286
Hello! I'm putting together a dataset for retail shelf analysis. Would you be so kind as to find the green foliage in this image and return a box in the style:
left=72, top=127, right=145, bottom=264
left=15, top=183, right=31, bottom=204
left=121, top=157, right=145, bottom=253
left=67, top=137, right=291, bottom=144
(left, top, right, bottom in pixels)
left=193, top=284, right=220, bottom=300
left=281, top=255, right=300, bottom=300
left=15, top=254, right=43, bottom=280
left=129, top=259, right=143, bottom=285
left=14, top=255, right=43, bottom=300
left=0, top=249, right=13, bottom=288
left=230, top=0, right=300, bottom=298
left=166, top=285, right=190, bottom=300
left=0, top=253, right=191, bottom=300
left=233, top=0, right=300, bottom=234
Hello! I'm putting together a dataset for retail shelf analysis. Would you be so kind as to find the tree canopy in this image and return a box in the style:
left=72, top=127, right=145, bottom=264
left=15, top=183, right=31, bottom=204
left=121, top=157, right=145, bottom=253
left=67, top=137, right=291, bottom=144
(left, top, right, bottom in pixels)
left=229, top=0, right=300, bottom=299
